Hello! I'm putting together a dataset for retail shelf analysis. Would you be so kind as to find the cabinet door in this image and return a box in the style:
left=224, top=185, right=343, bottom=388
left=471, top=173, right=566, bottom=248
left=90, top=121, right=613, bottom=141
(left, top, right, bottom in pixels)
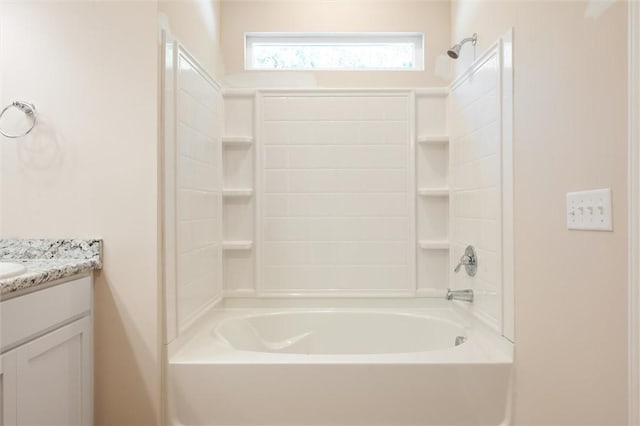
left=1, top=350, right=17, bottom=426
left=15, top=316, right=92, bottom=426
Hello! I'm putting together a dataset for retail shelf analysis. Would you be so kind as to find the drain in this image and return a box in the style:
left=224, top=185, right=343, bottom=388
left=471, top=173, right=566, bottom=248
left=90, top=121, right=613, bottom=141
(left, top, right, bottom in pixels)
left=454, top=336, right=467, bottom=346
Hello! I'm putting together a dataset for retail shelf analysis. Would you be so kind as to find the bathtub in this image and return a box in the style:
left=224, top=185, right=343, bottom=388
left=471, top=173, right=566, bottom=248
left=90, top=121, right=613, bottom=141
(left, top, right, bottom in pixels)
left=168, top=298, right=513, bottom=425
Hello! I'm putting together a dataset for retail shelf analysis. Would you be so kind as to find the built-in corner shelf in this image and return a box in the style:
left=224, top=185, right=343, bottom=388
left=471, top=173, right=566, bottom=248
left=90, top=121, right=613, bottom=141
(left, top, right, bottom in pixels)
left=222, top=189, right=254, bottom=198
left=222, top=136, right=254, bottom=147
left=418, top=240, right=450, bottom=250
left=417, top=135, right=449, bottom=145
left=418, top=188, right=449, bottom=197
left=222, top=241, right=254, bottom=251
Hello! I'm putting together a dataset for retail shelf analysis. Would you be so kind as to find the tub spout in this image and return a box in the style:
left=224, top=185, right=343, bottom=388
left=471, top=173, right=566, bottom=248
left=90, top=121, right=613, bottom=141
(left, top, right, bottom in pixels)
left=446, top=288, right=474, bottom=303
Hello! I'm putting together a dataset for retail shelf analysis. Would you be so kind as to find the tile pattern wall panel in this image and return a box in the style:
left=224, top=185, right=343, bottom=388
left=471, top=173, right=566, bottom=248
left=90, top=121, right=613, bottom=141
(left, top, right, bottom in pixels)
left=449, top=49, right=502, bottom=331
left=260, top=94, right=412, bottom=294
left=176, top=53, right=222, bottom=327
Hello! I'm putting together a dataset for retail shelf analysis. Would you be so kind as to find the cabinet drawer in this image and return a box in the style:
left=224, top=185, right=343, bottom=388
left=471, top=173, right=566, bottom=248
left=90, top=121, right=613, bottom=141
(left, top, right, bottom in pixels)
left=1, top=276, right=92, bottom=353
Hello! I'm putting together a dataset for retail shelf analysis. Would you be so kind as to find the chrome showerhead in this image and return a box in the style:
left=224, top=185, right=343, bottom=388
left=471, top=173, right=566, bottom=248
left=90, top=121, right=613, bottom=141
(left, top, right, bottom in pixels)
left=447, top=44, right=462, bottom=59
left=447, top=33, right=477, bottom=60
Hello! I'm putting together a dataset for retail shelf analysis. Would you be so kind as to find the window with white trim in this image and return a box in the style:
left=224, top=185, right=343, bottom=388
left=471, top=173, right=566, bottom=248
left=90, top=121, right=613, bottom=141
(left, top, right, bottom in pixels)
left=245, top=33, right=424, bottom=71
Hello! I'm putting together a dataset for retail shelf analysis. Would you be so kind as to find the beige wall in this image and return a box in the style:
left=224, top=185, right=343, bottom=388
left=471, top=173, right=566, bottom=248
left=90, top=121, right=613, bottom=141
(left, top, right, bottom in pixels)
left=0, top=1, right=225, bottom=424
left=159, top=0, right=225, bottom=81
left=0, top=2, right=161, bottom=425
left=220, top=0, right=451, bottom=87
left=452, top=1, right=629, bottom=424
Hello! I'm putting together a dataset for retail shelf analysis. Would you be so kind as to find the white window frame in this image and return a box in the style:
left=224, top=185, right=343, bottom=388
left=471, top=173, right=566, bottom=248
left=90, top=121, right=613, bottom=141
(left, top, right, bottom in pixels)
left=245, top=32, right=424, bottom=71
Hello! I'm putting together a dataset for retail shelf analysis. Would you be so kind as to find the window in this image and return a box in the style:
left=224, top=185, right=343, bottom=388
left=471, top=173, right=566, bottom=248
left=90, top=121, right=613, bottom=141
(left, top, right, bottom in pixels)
left=245, top=33, right=424, bottom=71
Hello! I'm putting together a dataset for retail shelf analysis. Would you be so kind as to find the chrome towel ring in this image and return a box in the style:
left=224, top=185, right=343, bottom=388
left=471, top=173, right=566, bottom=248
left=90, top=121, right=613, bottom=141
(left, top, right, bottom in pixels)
left=0, top=101, right=37, bottom=138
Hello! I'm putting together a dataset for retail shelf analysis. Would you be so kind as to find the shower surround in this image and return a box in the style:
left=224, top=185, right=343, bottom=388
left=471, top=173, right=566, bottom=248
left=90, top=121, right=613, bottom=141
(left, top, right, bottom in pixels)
left=162, top=29, right=514, bottom=425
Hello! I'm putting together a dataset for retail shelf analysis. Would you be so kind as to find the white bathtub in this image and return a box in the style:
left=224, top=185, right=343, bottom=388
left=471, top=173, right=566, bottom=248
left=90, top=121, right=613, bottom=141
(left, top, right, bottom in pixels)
left=168, top=299, right=513, bottom=425
left=215, top=311, right=467, bottom=355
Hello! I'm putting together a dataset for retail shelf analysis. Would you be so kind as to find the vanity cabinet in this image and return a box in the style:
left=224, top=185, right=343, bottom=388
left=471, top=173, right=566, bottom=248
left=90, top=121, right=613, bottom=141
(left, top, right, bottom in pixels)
left=0, top=276, right=93, bottom=426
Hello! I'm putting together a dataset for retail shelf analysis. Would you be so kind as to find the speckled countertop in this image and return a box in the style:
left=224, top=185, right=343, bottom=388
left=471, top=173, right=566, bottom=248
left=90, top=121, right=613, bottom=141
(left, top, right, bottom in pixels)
left=0, top=239, right=102, bottom=298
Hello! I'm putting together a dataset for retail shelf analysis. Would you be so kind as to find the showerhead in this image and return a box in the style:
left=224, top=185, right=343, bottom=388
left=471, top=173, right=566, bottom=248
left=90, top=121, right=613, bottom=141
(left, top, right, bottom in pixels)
left=447, top=44, right=461, bottom=59
left=447, top=33, right=477, bottom=60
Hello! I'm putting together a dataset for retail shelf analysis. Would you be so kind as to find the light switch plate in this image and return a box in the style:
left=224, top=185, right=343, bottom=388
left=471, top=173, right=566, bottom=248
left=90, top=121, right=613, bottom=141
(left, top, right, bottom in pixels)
left=566, top=188, right=613, bottom=231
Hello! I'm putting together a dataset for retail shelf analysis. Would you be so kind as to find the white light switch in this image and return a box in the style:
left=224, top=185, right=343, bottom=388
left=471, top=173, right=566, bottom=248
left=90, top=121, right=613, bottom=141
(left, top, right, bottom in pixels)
left=566, top=188, right=613, bottom=231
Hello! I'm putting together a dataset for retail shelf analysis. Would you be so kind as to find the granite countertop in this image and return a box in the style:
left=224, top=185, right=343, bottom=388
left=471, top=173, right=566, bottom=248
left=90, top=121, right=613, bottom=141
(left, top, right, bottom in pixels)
left=0, top=239, right=102, bottom=298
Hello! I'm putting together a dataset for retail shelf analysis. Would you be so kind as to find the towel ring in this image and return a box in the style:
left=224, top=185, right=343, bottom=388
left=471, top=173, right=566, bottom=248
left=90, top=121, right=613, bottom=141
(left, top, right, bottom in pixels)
left=0, top=101, right=37, bottom=138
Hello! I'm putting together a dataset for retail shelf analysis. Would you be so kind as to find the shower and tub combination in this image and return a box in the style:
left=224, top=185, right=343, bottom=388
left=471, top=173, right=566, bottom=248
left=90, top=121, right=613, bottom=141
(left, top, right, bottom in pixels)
left=162, top=28, right=515, bottom=425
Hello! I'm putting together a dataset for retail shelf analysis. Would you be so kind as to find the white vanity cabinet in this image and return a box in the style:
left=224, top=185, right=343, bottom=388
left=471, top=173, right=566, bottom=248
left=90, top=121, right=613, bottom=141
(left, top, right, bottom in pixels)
left=0, top=276, right=93, bottom=426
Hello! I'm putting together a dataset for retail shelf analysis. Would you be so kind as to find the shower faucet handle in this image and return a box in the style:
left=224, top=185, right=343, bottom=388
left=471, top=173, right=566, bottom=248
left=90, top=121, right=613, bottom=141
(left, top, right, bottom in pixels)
left=453, top=255, right=473, bottom=272
left=454, top=245, right=477, bottom=277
